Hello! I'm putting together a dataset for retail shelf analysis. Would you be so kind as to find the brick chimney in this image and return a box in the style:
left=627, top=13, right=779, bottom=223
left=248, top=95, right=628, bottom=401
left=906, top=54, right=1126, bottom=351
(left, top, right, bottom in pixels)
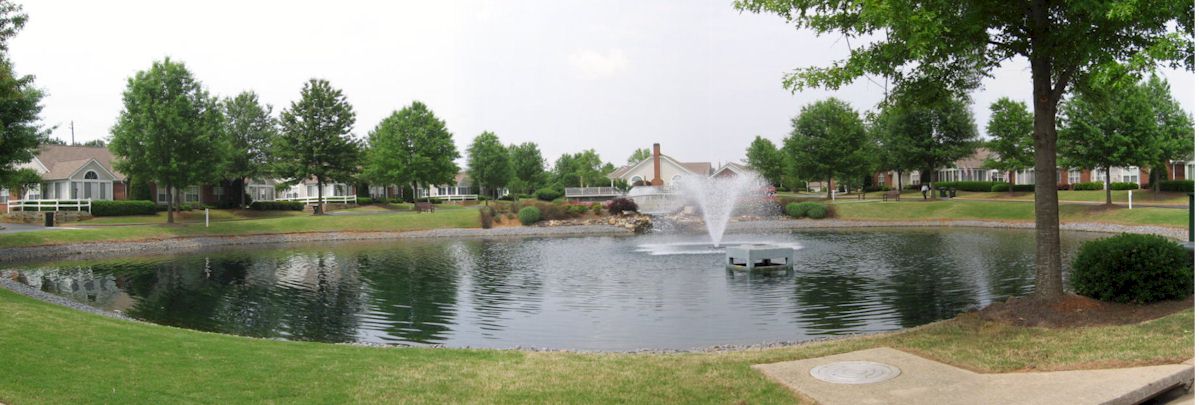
left=650, top=143, right=664, bottom=186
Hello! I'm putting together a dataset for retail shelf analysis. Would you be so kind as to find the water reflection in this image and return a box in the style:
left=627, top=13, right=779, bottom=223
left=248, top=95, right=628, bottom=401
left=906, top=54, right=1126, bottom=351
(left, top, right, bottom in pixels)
left=3, top=229, right=1102, bottom=351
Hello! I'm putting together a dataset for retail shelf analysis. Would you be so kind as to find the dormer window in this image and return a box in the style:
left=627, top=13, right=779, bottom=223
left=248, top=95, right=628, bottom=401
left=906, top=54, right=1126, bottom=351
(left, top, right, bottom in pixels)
left=84, top=171, right=98, bottom=180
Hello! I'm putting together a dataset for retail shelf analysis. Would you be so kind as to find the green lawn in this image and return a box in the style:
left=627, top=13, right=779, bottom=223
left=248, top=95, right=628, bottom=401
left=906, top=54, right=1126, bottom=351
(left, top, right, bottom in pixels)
left=0, top=288, right=1189, bottom=404
left=958, top=190, right=1190, bottom=206
left=76, top=209, right=309, bottom=225
left=831, top=200, right=1189, bottom=228
left=0, top=207, right=480, bottom=248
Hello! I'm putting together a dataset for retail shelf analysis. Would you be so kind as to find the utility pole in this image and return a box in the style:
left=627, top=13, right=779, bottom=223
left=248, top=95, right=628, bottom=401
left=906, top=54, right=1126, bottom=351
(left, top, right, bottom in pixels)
left=70, top=121, right=75, bottom=145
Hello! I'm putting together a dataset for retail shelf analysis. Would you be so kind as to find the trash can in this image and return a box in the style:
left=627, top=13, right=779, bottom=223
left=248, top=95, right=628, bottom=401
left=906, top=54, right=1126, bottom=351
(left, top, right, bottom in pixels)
left=949, top=188, right=957, bottom=198
left=938, top=188, right=947, bottom=198
left=44, top=211, right=54, bottom=227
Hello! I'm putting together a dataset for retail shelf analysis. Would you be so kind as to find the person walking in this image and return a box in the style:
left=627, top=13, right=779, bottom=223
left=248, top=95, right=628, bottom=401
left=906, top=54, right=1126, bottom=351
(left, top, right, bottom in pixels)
left=920, top=183, right=929, bottom=200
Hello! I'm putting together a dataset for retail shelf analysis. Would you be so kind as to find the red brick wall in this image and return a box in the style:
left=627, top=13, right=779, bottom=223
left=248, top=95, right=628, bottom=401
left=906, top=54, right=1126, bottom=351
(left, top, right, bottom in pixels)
left=1080, top=170, right=1092, bottom=183
left=113, top=182, right=127, bottom=200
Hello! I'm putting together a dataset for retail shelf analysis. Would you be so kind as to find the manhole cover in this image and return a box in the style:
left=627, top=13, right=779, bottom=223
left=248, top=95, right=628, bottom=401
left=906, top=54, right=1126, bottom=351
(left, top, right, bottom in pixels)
left=809, top=361, right=901, bottom=384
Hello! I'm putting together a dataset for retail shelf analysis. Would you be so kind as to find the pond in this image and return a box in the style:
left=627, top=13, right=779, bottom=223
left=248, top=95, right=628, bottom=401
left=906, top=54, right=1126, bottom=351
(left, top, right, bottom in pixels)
left=2, top=228, right=1103, bottom=351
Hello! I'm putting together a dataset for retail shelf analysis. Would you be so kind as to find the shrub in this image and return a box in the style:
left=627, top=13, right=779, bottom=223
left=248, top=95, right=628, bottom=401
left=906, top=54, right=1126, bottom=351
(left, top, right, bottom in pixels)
left=1070, top=233, right=1193, bottom=303
left=567, top=205, right=588, bottom=215
left=990, top=183, right=1035, bottom=192
left=1071, top=181, right=1104, bottom=191
left=784, top=202, right=805, bottom=218
left=479, top=206, right=496, bottom=229
left=249, top=201, right=305, bottom=211
left=535, top=188, right=562, bottom=202
left=931, top=181, right=1005, bottom=192
left=806, top=203, right=829, bottom=219
left=91, top=200, right=157, bottom=216
left=590, top=202, right=603, bottom=215
left=518, top=206, right=541, bottom=225
left=903, top=184, right=922, bottom=190
left=497, top=194, right=517, bottom=202
left=356, top=197, right=373, bottom=205
left=1109, top=182, right=1139, bottom=190
left=1158, top=179, right=1194, bottom=192
left=607, top=198, right=638, bottom=215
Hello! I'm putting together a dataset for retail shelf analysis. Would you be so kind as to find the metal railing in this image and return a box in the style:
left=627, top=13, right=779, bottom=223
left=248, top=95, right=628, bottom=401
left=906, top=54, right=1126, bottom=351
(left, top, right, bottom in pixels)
left=564, top=187, right=623, bottom=197
left=439, top=194, right=478, bottom=202
left=6, top=199, right=92, bottom=213
left=276, top=195, right=358, bottom=204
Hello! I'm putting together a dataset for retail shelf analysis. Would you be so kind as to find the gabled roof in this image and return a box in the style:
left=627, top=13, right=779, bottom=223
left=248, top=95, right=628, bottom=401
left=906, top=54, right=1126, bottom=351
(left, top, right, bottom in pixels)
left=607, top=154, right=712, bottom=179
left=34, top=145, right=125, bottom=181
left=680, top=162, right=712, bottom=176
left=711, top=162, right=750, bottom=177
left=952, top=148, right=994, bottom=169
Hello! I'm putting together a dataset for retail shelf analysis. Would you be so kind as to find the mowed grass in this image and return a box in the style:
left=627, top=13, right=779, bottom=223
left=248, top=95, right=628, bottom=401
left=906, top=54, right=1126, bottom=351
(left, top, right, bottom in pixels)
left=0, top=207, right=480, bottom=248
left=959, top=190, right=1191, bottom=206
left=76, top=209, right=309, bottom=225
left=0, top=288, right=1189, bottom=404
left=831, top=200, right=1189, bottom=228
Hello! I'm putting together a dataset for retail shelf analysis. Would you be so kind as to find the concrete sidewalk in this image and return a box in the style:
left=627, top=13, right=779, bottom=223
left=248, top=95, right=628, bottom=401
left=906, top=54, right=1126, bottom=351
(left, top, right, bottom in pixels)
left=755, top=347, right=1194, bottom=405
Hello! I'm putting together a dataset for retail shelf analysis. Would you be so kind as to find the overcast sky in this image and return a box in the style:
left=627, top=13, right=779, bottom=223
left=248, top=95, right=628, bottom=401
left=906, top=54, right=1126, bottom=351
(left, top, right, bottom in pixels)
left=11, top=0, right=1195, bottom=167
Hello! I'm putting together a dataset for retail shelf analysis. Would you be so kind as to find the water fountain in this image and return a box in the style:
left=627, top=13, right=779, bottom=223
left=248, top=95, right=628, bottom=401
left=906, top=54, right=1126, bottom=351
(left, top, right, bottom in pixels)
left=674, top=173, right=769, bottom=247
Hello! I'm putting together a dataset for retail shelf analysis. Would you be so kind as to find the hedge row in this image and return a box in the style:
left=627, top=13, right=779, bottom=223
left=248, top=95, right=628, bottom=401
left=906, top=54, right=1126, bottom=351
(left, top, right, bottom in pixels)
left=989, top=183, right=1035, bottom=192
left=249, top=201, right=305, bottom=211
left=930, top=181, right=1005, bottom=192
left=91, top=200, right=157, bottom=216
left=1158, top=180, right=1194, bottom=192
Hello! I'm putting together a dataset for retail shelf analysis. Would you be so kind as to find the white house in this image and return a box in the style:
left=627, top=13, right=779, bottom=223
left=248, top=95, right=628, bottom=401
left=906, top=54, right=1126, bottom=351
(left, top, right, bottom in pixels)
left=606, top=143, right=713, bottom=187
left=2, top=145, right=127, bottom=212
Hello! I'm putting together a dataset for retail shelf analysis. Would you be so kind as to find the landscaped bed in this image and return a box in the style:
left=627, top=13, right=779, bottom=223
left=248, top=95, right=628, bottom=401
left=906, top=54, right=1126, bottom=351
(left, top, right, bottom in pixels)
left=0, top=286, right=1189, bottom=404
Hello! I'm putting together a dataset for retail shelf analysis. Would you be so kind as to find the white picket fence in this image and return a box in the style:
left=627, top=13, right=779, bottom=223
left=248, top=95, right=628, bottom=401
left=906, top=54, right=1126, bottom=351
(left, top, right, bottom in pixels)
left=6, top=199, right=92, bottom=214
left=564, top=187, right=623, bottom=198
left=275, top=195, right=358, bottom=204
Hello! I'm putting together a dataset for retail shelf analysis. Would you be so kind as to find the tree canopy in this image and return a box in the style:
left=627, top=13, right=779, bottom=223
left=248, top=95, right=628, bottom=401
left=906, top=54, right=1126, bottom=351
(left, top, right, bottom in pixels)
left=507, top=142, right=546, bottom=195
left=874, top=89, right=978, bottom=184
left=109, top=58, right=225, bottom=223
left=466, top=131, right=511, bottom=202
left=0, top=2, right=43, bottom=190
left=627, top=147, right=651, bottom=164
left=735, top=0, right=1193, bottom=300
left=784, top=98, right=869, bottom=199
left=363, top=101, right=459, bottom=201
left=273, top=79, right=359, bottom=214
left=745, top=136, right=784, bottom=187
left=221, top=91, right=276, bottom=206
left=982, top=98, right=1034, bottom=193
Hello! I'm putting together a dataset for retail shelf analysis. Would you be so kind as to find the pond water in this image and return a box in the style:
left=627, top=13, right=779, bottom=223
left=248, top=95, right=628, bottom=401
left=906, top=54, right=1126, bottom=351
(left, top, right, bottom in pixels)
left=3, top=228, right=1102, bottom=351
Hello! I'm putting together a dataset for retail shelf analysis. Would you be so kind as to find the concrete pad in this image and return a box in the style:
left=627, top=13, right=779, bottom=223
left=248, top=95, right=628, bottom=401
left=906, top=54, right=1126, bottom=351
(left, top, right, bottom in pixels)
left=754, top=347, right=1194, bottom=405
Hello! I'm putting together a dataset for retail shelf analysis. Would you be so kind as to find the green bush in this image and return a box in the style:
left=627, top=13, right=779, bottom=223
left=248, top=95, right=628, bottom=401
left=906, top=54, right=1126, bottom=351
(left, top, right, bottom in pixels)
left=784, top=202, right=805, bottom=218
left=990, top=183, right=1035, bottom=192
left=1158, top=180, right=1194, bottom=192
left=249, top=201, right=305, bottom=211
left=535, top=188, right=562, bottom=202
left=518, top=206, right=541, bottom=225
left=806, top=204, right=829, bottom=219
left=91, top=200, right=157, bottom=216
left=590, top=202, right=603, bottom=215
left=356, top=197, right=373, bottom=205
left=1109, top=182, right=1139, bottom=190
left=1069, top=233, right=1193, bottom=304
left=1071, top=181, right=1104, bottom=191
left=931, top=181, right=1005, bottom=192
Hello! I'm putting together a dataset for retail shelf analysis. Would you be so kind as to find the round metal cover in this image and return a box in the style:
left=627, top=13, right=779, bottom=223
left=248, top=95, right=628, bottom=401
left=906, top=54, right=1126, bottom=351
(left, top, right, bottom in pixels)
left=809, top=361, right=901, bottom=384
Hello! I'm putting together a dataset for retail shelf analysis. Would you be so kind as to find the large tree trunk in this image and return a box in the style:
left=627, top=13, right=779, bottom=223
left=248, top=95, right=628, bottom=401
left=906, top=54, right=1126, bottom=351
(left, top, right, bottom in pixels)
left=1029, top=33, right=1064, bottom=301
left=238, top=178, right=247, bottom=209
left=826, top=175, right=833, bottom=199
left=1008, top=171, right=1015, bottom=195
left=1104, top=165, right=1112, bottom=205
left=166, top=183, right=175, bottom=224
left=315, top=178, right=325, bottom=215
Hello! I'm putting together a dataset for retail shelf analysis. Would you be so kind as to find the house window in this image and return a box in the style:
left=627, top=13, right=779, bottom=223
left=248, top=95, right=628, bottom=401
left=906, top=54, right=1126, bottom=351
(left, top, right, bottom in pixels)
left=157, top=188, right=170, bottom=204
left=0, top=188, right=7, bottom=204
left=1188, top=163, right=1195, bottom=180
left=84, top=171, right=98, bottom=180
left=25, top=184, right=41, bottom=201
left=1068, top=170, right=1080, bottom=184
left=1120, top=167, right=1139, bottom=184
left=184, top=186, right=200, bottom=202
left=213, top=186, right=224, bottom=196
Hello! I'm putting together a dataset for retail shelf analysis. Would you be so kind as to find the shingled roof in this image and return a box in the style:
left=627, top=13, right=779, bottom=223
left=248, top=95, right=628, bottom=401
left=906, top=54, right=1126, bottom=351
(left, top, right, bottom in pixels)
left=34, top=145, right=125, bottom=181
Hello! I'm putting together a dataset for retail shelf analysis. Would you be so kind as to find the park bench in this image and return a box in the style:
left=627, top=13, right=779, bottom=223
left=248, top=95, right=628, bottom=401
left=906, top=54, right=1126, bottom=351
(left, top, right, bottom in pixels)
left=883, top=190, right=900, bottom=201
left=414, top=202, right=435, bottom=213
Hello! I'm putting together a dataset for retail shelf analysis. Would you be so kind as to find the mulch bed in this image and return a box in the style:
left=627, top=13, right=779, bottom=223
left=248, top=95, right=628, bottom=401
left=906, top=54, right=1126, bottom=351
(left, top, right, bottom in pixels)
left=977, top=294, right=1194, bottom=328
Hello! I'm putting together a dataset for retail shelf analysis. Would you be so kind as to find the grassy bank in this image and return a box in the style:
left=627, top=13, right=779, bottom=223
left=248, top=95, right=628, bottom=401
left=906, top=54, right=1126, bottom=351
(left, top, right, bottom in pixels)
left=0, top=207, right=480, bottom=248
left=831, top=200, right=1189, bottom=228
left=0, top=288, right=1189, bottom=404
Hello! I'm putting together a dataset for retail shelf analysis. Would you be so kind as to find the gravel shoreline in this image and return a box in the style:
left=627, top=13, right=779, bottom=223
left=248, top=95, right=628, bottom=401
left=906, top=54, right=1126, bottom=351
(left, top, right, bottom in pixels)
left=0, top=218, right=1185, bottom=354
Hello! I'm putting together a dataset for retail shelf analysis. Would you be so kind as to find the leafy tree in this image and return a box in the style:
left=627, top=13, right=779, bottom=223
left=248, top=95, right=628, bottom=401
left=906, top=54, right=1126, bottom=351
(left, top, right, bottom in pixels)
left=273, top=79, right=360, bottom=215
left=221, top=91, right=276, bottom=207
left=403, top=102, right=459, bottom=202
left=507, top=142, right=545, bottom=195
left=110, top=58, right=225, bottom=223
left=982, top=98, right=1034, bottom=194
left=876, top=88, right=979, bottom=186
left=80, top=139, right=106, bottom=147
left=363, top=110, right=417, bottom=200
left=2, top=167, right=39, bottom=198
left=0, top=3, right=44, bottom=191
left=866, top=111, right=907, bottom=192
left=1142, top=75, right=1194, bottom=195
left=466, top=131, right=511, bottom=204
left=745, top=136, right=784, bottom=187
left=736, top=0, right=1193, bottom=300
left=784, top=98, right=869, bottom=199
left=1059, top=77, right=1188, bottom=204
left=627, top=147, right=651, bottom=164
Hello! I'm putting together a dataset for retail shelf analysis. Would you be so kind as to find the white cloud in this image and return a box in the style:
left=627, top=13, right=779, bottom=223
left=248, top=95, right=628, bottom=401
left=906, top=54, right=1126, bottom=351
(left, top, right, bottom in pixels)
left=567, top=49, right=630, bottom=80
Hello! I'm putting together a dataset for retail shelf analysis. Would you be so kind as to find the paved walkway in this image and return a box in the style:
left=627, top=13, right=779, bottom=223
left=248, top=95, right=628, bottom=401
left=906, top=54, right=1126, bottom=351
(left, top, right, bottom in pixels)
left=0, top=222, right=82, bottom=234
left=755, top=347, right=1194, bottom=405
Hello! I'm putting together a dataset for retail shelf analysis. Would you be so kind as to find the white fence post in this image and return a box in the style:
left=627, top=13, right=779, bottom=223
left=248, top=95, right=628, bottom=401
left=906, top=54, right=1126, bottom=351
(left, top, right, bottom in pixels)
left=1128, top=190, right=1133, bottom=209
left=205, top=208, right=210, bottom=227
